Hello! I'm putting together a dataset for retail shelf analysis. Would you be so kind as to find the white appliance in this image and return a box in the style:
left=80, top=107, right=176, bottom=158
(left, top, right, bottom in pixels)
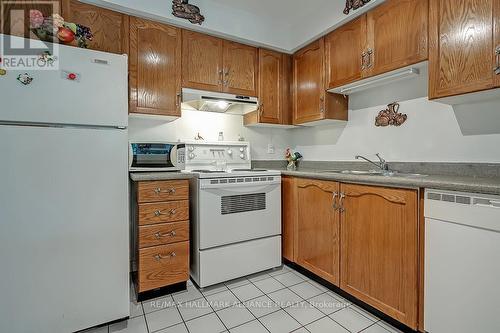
left=0, top=35, right=129, bottom=333
left=185, top=141, right=281, bottom=288
left=424, top=189, right=500, bottom=333
left=182, top=88, right=258, bottom=114
left=129, top=141, right=186, bottom=171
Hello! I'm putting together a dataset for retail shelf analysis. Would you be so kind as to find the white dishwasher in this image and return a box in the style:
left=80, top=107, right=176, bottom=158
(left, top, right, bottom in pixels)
left=424, top=189, right=500, bottom=333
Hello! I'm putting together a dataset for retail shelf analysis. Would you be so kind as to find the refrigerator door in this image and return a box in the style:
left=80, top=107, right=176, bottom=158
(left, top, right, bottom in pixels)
left=0, top=125, right=129, bottom=333
left=0, top=34, right=127, bottom=127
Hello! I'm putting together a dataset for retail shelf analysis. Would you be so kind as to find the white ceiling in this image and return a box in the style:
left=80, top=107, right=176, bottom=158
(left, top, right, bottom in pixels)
left=84, top=0, right=384, bottom=53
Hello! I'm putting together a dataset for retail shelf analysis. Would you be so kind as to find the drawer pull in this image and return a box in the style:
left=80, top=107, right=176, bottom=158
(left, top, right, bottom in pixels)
left=154, top=208, right=177, bottom=217
left=154, top=252, right=176, bottom=261
left=154, top=230, right=176, bottom=239
left=495, top=46, right=500, bottom=75
left=154, top=187, right=176, bottom=195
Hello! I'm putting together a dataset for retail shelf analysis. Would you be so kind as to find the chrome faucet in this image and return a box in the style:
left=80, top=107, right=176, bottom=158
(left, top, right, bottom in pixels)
left=355, top=153, right=390, bottom=172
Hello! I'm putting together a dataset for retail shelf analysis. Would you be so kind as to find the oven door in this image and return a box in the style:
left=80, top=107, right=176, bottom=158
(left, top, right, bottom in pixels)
left=198, top=178, right=281, bottom=250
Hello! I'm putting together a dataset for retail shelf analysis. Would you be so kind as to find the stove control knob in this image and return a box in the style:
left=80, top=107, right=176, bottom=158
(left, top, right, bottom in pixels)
left=239, top=147, right=244, bottom=152
left=188, top=146, right=194, bottom=152
left=227, top=149, right=232, bottom=155
left=188, top=153, right=195, bottom=159
left=240, top=154, right=245, bottom=159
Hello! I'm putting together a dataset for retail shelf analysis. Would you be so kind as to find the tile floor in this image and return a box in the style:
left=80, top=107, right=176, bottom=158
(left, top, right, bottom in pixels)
left=84, top=265, right=404, bottom=333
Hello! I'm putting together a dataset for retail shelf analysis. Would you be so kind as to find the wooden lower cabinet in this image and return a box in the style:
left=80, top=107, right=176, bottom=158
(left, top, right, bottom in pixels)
left=295, top=178, right=340, bottom=285
left=134, top=179, right=190, bottom=294
left=283, top=178, right=420, bottom=329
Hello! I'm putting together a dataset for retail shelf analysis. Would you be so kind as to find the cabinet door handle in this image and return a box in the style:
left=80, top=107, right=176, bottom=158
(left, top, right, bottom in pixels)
left=366, top=48, right=373, bottom=69
left=259, top=104, right=264, bottom=116
left=495, top=46, right=500, bottom=75
left=320, top=96, right=325, bottom=113
left=175, top=92, right=181, bottom=107
left=154, top=230, right=176, bottom=239
left=332, top=192, right=339, bottom=210
left=339, top=192, right=346, bottom=213
left=154, top=252, right=176, bottom=261
left=154, top=208, right=177, bottom=217
left=361, top=51, right=367, bottom=70
left=154, top=187, right=176, bottom=195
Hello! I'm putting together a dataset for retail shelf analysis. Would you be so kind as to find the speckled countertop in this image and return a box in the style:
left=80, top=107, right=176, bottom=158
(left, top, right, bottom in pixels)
left=129, top=168, right=500, bottom=195
left=278, top=168, right=500, bottom=195
left=129, top=172, right=194, bottom=182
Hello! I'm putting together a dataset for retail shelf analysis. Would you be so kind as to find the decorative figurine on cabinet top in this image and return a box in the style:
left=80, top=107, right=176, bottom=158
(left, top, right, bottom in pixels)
left=285, top=148, right=303, bottom=171
left=344, top=0, right=372, bottom=15
left=172, top=0, right=205, bottom=25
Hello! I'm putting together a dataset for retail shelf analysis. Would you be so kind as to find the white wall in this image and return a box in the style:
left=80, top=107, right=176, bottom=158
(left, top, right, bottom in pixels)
left=128, top=110, right=292, bottom=160
left=129, top=67, right=500, bottom=164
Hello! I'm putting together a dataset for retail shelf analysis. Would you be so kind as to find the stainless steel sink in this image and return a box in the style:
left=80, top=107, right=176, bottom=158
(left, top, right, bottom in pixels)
left=317, top=170, right=428, bottom=177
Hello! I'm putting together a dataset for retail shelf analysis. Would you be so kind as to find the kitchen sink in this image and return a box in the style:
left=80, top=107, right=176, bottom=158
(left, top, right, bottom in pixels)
left=317, top=170, right=428, bottom=177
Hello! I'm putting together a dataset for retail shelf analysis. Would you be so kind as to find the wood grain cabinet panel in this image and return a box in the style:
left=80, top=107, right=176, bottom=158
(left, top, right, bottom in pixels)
left=295, top=178, right=340, bottom=285
left=223, top=41, right=258, bottom=96
left=138, top=200, right=189, bottom=225
left=139, top=221, right=189, bottom=248
left=61, top=0, right=129, bottom=54
left=340, top=184, right=418, bottom=329
left=129, top=17, right=181, bottom=116
left=138, top=180, right=189, bottom=203
left=429, top=0, right=499, bottom=99
left=256, top=49, right=282, bottom=124
left=325, top=15, right=366, bottom=89
left=366, top=0, right=428, bottom=77
left=281, top=176, right=296, bottom=261
left=293, top=39, right=348, bottom=125
left=182, top=30, right=224, bottom=92
left=138, top=242, right=189, bottom=292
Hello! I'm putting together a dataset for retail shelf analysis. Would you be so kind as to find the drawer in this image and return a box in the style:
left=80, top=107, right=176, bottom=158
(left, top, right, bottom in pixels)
left=138, top=200, right=189, bottom=225
left=139, top=221, right=189, bottom=248
left=138, top=180, right=189, bottom=203
left=138, top=242, right=189, bottom=292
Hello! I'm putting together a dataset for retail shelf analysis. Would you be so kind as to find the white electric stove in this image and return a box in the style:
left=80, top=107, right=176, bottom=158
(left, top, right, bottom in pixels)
left=184, top=141, right=282, bottom=288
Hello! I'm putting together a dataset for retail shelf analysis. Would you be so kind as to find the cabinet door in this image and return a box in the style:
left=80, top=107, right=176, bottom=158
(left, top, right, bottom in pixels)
left=495, top=0, right=500, bottom=87
left=223, top=41, right=258, bottom=96
left=295, top=178, right=340, bottom=285
left=366, top=0, right=428, bottom=77
left=325, top=15, right=366, bottom=89
left=429, top=0, right=497, bottom=99
left=182, top=30, right=223, bottom=92
left=258, top=49, right=282, bottom=124
left=340, top=184, right=418, bottom=329
left=281, top=176, right=296, bottom=262
left=129, top=17, right=181, bottom=116
left=293, top=39, right=325, bottom=124
left=62, top=0, right=129, bottom=54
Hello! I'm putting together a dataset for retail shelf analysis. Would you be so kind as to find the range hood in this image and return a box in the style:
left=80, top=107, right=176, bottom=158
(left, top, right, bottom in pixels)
left=181, top=88, right=258, bottom=115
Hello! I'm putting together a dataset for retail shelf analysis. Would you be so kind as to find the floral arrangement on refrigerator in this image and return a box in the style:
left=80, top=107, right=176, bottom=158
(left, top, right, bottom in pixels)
left=30, top=10, right=93, bottom=48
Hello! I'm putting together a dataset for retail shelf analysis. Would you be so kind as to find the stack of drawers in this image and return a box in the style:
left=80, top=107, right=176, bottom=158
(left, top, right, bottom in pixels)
left=136, top=180, right=190, bottom=293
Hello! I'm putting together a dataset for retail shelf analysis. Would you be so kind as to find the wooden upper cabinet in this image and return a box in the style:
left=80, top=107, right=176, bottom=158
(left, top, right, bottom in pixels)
left=223, top=41, right=258, bottom=96
left=182, top=30, right=223, bottom=92
left=129, top=17, right=181, bottom=117
left=293, top=39, right=324, bottom=124
left=1, top=1, right=61, bottom=37
left=295, top=178, right=340, bottom=285
left=340, top=184, right=418, bottom=329
left=366, top=0, right=428, bottom=77
left=429, top=0, right=499, bottom=99
left=258, top=49, right=282, bottom=124
left=325, top=15, right=366, bottom=89
left=293, top=39, right=348, bottom=125
left=281, top=176, right=296, bottom=262
left=61, top=0, right=129, bottom=54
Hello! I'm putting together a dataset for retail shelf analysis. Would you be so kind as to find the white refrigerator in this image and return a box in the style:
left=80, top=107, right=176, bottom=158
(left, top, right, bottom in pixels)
left=0, top=35, right=129, bottom=333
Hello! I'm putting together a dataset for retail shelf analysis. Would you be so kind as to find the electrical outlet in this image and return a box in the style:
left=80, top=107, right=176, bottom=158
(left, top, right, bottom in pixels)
left=267, top=144, right=275, bottom=154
